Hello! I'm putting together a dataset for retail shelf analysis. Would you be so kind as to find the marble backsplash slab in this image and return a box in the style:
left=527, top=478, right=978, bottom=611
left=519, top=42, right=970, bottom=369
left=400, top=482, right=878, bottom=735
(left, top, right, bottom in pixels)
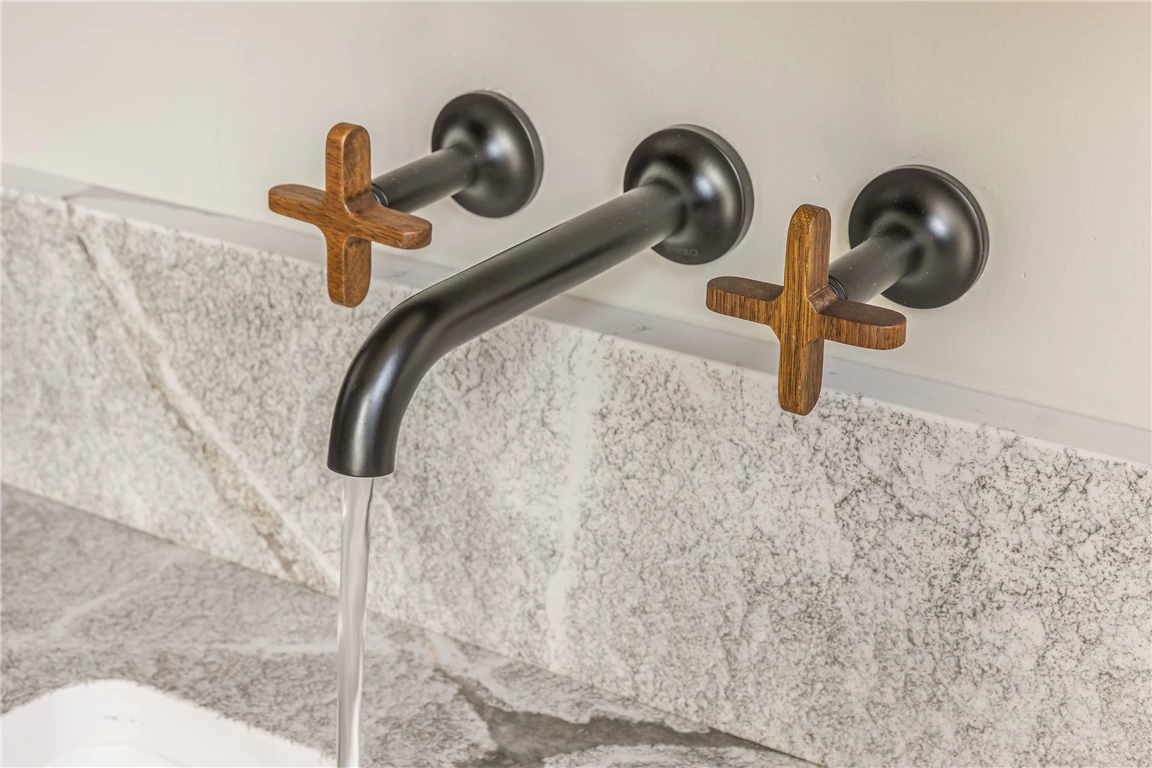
left=2, top=188, right=1149, bottom=766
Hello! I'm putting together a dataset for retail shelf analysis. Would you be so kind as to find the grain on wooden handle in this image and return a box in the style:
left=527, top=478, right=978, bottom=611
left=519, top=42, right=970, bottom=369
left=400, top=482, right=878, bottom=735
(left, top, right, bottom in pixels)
left=706, top=204, right=906, bottom=415
left=268, top=123, right=432, bottom=307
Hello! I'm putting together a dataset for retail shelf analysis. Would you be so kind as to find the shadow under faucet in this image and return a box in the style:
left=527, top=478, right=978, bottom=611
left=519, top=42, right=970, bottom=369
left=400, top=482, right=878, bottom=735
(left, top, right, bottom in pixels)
left=327, top=125, right=754, bottom=478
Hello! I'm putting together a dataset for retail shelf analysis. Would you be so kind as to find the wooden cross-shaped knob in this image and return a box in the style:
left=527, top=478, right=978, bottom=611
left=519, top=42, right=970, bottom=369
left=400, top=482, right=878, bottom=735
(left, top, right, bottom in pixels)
left=269, top=123, right=432, bottom=307
left=706, top=204, right=907, bottom=415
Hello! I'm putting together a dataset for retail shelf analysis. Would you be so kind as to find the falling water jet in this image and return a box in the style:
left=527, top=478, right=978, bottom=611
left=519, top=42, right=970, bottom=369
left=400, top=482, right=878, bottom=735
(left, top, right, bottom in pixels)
left=337, top=476, right=373, bottom=768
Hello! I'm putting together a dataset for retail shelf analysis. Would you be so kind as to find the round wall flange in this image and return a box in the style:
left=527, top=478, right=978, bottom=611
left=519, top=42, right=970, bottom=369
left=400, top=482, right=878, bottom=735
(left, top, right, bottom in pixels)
left=623, top=125, right=754, bottom=265
left=431, top=91, right=543, bottom=218
left=848, top=165, right=989, bottom=309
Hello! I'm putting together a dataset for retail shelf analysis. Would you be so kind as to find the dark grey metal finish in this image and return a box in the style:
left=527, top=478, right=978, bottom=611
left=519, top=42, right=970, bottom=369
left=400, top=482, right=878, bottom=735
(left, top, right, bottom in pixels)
left=328, top=126, right=753, bottom=477
left=830, top=165, right=989, bottom=308
left=625, top=125, right=755, bottom=264
left=827, top=230, right=922, bottom=305
left=370, top=145, right=475, bottom=214
left=370, top=91, right=543, bottom=218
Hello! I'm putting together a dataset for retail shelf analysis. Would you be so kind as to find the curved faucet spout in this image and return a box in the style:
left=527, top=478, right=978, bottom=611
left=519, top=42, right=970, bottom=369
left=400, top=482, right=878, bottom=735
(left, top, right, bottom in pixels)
left=327, top=125, right=754, bottom=478
left=329, top=184, right=683, bottom=476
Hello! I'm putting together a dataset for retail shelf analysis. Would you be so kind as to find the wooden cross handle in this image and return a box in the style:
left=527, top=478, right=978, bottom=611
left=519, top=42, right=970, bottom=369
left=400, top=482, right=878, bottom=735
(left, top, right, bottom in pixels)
left=706, top=204, right=907, bottom=415
left=269, top=123, right=432, bottom=307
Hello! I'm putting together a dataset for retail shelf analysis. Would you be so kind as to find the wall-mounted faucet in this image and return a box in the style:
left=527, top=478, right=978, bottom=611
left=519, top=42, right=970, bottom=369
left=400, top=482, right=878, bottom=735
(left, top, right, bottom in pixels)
left=269, top=91, right=543, bottom=306
left=327, top=125, right=754, bottom=477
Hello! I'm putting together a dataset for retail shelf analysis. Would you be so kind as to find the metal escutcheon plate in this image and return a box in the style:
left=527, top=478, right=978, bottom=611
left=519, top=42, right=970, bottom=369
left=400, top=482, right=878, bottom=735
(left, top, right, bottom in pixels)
left=849, top=165, right=989, bottom=309
left=432, top=91, right=544, bottom=218
left=624, top=125, right=754, bottom=264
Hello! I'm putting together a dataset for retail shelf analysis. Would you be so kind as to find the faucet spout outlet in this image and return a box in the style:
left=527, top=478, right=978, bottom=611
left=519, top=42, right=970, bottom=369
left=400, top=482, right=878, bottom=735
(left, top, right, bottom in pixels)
left=328, top=125, right=754, bottom=477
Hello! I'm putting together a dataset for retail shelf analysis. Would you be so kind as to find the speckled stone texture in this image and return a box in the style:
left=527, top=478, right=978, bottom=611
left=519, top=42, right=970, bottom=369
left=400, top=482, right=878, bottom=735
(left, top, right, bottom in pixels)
left=3, top=188, right=1149, bottom=766
left=2, top=486, right=801, bottom=767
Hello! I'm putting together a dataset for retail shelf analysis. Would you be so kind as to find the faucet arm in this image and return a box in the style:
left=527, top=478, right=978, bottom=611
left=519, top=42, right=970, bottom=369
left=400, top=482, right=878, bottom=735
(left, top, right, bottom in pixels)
left=328, top=125, right=755, bottom=478
left=328, top=183, right=683, bottom=477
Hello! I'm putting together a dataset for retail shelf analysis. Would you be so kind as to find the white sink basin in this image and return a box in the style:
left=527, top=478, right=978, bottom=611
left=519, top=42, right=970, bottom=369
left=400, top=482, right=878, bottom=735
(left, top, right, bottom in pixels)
left=2, top=680, right=328, bottom=767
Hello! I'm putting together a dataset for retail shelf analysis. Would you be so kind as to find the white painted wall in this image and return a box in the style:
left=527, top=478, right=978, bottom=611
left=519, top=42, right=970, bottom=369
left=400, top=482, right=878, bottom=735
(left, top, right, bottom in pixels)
left=4, top=3, right=1149, bottom=429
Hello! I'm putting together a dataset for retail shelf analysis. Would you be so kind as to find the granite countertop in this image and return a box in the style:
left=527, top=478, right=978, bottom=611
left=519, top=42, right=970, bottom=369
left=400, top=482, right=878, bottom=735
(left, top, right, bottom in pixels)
left=1, top=486, right=810, bottom=768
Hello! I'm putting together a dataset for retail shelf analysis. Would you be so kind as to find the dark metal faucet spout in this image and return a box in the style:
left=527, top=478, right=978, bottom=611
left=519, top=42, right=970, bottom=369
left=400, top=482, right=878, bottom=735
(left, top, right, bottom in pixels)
left=328, top=184, right=682, bottom=477
left=328, top=125, right=754, bottom=478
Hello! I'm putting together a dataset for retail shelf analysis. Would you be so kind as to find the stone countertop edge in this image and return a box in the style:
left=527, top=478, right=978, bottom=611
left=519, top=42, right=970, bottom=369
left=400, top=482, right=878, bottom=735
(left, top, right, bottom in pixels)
left=0, top=485, right=814, bottom=768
